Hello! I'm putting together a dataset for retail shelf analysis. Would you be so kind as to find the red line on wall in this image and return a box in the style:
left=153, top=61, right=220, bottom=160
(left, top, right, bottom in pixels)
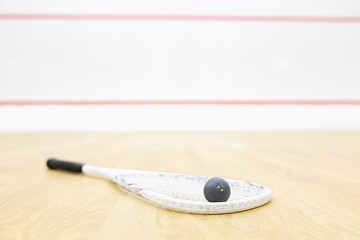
left=0, top=100, right=360, bottom=106
left=0, top=14, right=360, bottom=23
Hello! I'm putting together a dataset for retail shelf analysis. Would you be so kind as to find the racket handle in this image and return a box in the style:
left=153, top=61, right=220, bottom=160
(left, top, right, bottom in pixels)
left=47, top=158, right=84, bottom=173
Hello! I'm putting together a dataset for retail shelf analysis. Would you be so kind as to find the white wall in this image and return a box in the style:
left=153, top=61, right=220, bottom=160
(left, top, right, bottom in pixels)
left=0, top=0, right=360, bottom=131
left=1, top=105, right=360, bottom=132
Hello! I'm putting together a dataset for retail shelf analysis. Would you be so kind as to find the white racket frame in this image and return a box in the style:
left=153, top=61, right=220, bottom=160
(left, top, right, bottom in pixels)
left=82, top=164, right=272, bottom=214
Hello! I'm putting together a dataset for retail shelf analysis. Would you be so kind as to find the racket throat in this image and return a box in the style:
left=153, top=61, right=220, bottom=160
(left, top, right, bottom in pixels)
left=82, top=165, right=116, bottom=181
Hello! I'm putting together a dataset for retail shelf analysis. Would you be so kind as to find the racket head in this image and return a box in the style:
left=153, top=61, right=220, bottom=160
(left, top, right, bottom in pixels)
left=87, top=167, right=271, bottom=214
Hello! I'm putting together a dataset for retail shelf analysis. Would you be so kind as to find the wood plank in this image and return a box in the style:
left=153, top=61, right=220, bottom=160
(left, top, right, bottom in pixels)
left=0, top=132, right=359, bottom=239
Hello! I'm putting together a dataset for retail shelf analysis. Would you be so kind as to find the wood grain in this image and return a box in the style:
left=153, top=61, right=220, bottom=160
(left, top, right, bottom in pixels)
left=0, top=132, right=359, bottom=239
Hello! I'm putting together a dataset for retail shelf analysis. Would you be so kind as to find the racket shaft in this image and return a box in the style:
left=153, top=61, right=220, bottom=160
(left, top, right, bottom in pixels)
left=82, top=165, right=116, bottom=181
left=47, top=158, right=114, bottom=180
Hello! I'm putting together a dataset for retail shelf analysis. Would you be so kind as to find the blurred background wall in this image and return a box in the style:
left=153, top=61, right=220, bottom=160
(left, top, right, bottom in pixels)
left=1, top=0, right=360, bottom=131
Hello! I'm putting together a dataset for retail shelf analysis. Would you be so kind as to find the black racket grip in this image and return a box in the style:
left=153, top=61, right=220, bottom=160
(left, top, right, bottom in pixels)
left=47, top=158, right=84, bottom=173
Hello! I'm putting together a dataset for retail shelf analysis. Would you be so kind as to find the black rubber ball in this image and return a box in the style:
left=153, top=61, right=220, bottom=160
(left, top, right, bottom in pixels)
left=203, top=177, right=231, bottom=202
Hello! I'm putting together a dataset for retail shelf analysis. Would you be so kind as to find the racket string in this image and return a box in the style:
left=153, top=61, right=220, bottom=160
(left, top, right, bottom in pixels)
left=115, top=173, right=266, bottom=202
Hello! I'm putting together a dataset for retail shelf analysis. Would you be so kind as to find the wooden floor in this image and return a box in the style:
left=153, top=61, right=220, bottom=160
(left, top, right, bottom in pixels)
left=0, top=132, right=359, bottom=240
